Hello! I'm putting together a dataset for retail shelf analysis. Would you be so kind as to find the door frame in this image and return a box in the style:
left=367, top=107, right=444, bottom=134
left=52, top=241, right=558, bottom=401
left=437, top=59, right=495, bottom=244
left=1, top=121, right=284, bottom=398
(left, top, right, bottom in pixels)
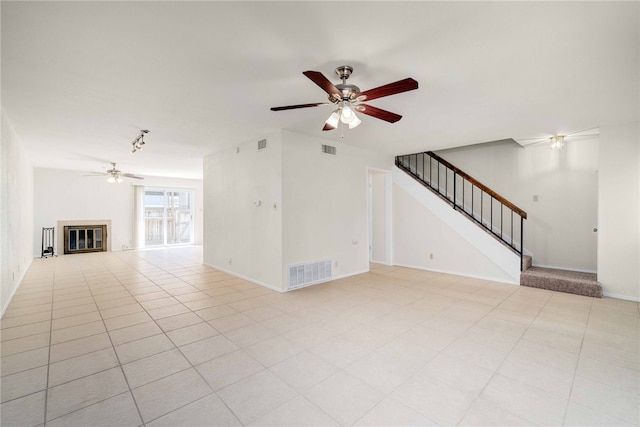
left=367, top=168, right=393, bottom=266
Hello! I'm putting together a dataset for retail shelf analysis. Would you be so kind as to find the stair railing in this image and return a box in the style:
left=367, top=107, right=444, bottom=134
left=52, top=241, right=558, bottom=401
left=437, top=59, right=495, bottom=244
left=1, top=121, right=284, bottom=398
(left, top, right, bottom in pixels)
left=395, top=151, right=527, bottom=271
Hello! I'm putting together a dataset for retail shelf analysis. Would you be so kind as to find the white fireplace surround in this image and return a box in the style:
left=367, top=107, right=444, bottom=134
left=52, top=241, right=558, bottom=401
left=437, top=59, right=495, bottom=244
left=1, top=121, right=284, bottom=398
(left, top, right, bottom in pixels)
left=57, top=220, right=112, bottom=255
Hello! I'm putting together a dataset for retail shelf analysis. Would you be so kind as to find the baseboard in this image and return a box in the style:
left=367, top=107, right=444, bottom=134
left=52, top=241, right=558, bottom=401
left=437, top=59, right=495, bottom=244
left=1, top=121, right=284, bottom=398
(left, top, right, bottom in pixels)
left=602, top=292, right=640, bottom=302
left=1, top=258, right=33, bottom=317
left=369, top=260, right=392, bottom=266
left=202, top=263, right=285, bottom=293
left=392, top=262, right=519, bottom=286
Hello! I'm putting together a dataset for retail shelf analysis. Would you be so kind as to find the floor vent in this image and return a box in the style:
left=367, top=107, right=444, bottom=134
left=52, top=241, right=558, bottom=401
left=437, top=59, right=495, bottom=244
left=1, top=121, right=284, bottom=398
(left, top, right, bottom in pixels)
left=258, top=139, right=267, bottom=150
left=321, top=144, right=336, bottom=155
left=288, top=259, right=332, bottom=290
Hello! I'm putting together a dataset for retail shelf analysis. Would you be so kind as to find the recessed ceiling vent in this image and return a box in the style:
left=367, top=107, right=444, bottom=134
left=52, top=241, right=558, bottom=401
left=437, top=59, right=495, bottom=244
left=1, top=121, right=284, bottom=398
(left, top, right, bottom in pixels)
left=321, top=144, right=336, bottom=155
left=288, top=259, right=332, bottom=290
left=257, top=139, right=268, bottom=150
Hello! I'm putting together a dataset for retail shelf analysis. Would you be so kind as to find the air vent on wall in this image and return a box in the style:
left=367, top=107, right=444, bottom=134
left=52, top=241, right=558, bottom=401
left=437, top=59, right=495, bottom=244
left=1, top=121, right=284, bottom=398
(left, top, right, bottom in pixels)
left=321, top=144, right=336, bottom=155
left=288, top=259, right=332, bottom=290
left=258, top=139, right=267, bottom=150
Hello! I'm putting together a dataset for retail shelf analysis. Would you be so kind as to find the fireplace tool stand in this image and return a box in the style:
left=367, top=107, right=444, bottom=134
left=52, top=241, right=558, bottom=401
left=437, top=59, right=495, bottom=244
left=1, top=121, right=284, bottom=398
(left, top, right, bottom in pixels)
left=41, top=227, right=57, bottom=258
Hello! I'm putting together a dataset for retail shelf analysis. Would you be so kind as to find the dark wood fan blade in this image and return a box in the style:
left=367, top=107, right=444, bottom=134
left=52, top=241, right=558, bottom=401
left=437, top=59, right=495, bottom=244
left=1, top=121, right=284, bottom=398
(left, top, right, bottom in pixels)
left=358, top=104, right=403, bottom=123
left=356, top=78, right=418, bottom=102
left=322, top=122, right=336, bottom=131
left=271, top=102, right=329, bottom=111
left=303, top=71, right=342, bottom=98
left=122, top=174, right=144, bottom=180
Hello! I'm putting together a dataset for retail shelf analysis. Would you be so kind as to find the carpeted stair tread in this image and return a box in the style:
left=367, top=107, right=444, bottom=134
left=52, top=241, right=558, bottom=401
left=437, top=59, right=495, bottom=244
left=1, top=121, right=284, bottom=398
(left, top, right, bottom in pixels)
left=520, top=266, right=602, bottom=298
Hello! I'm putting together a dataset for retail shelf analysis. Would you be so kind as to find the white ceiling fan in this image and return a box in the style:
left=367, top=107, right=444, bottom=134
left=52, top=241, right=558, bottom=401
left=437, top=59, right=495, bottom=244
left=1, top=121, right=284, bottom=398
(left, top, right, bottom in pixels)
left=84, top=162, right=144, bottom=183
left=514, top=127, right=599, bottom=149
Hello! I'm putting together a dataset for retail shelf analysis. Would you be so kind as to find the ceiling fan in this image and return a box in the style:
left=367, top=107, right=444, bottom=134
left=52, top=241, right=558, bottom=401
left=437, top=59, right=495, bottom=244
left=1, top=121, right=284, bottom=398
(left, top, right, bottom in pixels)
left=84, top=162, right=144, bottom=183
left=271, top=65, right=418, bottom=131
left=515, top=127, right=599, bottom=149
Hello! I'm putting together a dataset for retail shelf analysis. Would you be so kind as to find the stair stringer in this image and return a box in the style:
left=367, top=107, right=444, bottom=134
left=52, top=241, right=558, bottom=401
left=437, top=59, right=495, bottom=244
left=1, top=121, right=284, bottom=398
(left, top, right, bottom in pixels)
left=393, top=166, right=521, bottom=284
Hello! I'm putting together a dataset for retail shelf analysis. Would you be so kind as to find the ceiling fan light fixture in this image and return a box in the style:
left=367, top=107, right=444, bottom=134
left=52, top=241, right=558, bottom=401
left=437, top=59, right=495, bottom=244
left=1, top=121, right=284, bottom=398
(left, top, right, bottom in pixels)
left=340, top=103, right=355, bottom=124
left=348, top=115, right=362, bottom=129
left=107, top=176, right=116, bottom=183
left=550, top=135, right=565, bottom=150
left=325, top=110, right=340, bottom=128
left=116, top=176, right=123, bottom=183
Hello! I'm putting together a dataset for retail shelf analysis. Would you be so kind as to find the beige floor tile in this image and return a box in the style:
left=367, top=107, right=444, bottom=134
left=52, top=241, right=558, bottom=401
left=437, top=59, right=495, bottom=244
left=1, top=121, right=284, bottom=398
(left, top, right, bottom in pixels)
left=146, top=393, right=241, bottom=427
left=0, top=346, right=49, bottom=377
left=418, top=354, right=494, bottom=395
left=147, top=303, right=190, bottom=320
left=131, top=368, right=212, bottom=423
left=51, top=320, right=105, bottom=344
left=0, top=365, right=48, bottom=403
left=109, top=321, right=163, bottom=346
left=509, top=339, right=579, bottom=372
left=100, top=303, right=144, bottom=320
left=134, top=290, right=171, bottom=302
left=459, top=396, right=532, bottom=426
left=196, top=350, right=264, bottom=390
left=391, top=373, right=476, bottom=425
left=250, top=395, right=339, bottom=426
left=179, top=334, right=238, bottom=365
left=52, top=303, right=97, bottom=320
left=0, top=321, right=50, bottom=342
left=3, top=302, right=52, bottom=318
left=96, top=296, right=138, bottom=310
left=49, top=332, right=112, bottom=363
left=564, top=401, right=636, bottom=426
left=48, top=347, right=119, bottom=387
left=1, top=332, right=50, bottom=357
left=182, top=297, right=222, bottom=311
left=269, top=350, right=339, bottom=393
left=195, top=304, right=238, bottom=321
left=354, top=397, right=437, bottom=426
left=443, top=337, right=510, bottom=371
left=103, top=311, right=153, bottom=331
left=46, top=367, right=129, bottom=421
left=400, top=323, right=462, bottom=351
left=224, top=323, right=277, bottom=348
left=123, top=348, right=191, bottom=388
left=52, top=311, right=102, bottom=330
left=115, top=333, right=175, bottom=364
left=46, top=392, right=142, bottom=427
left=581, top=340, right=639, bottom=371
left=166, top=322, right=219, bottom=347
left=577, top=356, right=640, bottom=393
left=0, top=390, right=46, bottom=427
left=244, top=305, right=286, bottom=322
left=218, top=369, right=298, bottom=425
left=208, top=312, right=256, bottom=333
left=246, top=336, right=303, bottom=367
left=155, top=312, right=203, bottom=332
left=498, top=354, right=574, bottom=398
left=139, top=296, right=180, bottom=311
left=570, top=375, right=640, bottom=424
left=0, top=311, right=50, bottom=330
left=304, top=371, right=385, bottom=426
left=480, top=373, right=567, bottom=425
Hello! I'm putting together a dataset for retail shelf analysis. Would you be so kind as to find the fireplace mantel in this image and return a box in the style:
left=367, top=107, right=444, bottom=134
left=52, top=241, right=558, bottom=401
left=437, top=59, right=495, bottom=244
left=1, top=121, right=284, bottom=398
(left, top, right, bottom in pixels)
left=57, top=220, right=112, bottom=255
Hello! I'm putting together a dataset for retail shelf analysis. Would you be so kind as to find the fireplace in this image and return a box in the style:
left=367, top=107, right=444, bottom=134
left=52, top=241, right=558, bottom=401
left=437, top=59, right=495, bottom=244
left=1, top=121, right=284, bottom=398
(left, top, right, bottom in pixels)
left=57, top=220, right=111, bottom=255
left=64, top=225, right=107, bottom=254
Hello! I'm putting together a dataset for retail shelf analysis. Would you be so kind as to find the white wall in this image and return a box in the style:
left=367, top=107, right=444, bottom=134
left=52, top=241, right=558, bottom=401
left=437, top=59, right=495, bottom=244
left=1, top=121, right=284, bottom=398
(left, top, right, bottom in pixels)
left=1, top=110, right=34, bottom=315
left=598, top=122, right=640, bottom=300
left=393, top=168, right=519, bottom=284
left=435, top=138, right=599, bottom=272
left=281, top=130, right=390, bottom=287
left=203, top=132, right=283, bottom=290
left=33, top=167, right=203, bottom=257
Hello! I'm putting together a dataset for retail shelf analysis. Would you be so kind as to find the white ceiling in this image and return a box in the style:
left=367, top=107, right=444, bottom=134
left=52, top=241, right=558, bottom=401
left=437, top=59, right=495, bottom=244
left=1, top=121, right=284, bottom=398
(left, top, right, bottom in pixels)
left=2, top=1, right=638, bottom=180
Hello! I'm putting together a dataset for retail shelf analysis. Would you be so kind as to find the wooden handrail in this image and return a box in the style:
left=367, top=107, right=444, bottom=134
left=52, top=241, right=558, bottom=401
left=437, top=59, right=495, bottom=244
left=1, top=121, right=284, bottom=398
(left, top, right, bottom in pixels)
left=425, top=151, right=528, bottom=219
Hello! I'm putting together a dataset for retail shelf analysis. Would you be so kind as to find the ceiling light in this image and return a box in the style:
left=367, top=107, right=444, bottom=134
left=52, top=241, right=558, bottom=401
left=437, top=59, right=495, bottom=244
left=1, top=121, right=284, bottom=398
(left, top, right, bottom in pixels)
left=107, top=176, right=116, bottom=183
left=131, top=129, right=150, bottom=154
left=116, top=176, right=123, bottom=183
left=348, top=115, right=361, bottom=129
left=341, top=103, right=355, bottom=123
left=325, top=110, right=340, bottom=129
left=550, top=135, right=565, bottom=150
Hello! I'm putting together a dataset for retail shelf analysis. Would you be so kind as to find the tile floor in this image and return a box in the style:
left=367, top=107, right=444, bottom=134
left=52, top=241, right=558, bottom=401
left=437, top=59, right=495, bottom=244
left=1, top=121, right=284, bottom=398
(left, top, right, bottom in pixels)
left=1, top=246, right=638, bottom=426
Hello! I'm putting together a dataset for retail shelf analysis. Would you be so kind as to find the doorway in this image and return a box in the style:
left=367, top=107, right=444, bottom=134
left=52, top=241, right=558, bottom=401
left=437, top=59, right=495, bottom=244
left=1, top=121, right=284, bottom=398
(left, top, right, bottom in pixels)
left=367, top=169, right=392, bottom=265
left=144, top=189, right=194, bottom=246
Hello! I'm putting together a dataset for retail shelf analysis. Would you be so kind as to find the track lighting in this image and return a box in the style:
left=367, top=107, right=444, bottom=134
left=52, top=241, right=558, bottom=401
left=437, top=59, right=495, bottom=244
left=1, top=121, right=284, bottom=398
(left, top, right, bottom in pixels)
left=131, top=129, right=150, bottom=154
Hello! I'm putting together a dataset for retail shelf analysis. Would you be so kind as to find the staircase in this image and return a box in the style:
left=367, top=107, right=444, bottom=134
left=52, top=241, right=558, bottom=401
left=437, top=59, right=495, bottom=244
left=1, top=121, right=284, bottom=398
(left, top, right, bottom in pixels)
left=520, top=256, right=602, bottom=297
left=396, top=151, right=603, bottom=298
left=396, top=151, right=527, bottom=270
